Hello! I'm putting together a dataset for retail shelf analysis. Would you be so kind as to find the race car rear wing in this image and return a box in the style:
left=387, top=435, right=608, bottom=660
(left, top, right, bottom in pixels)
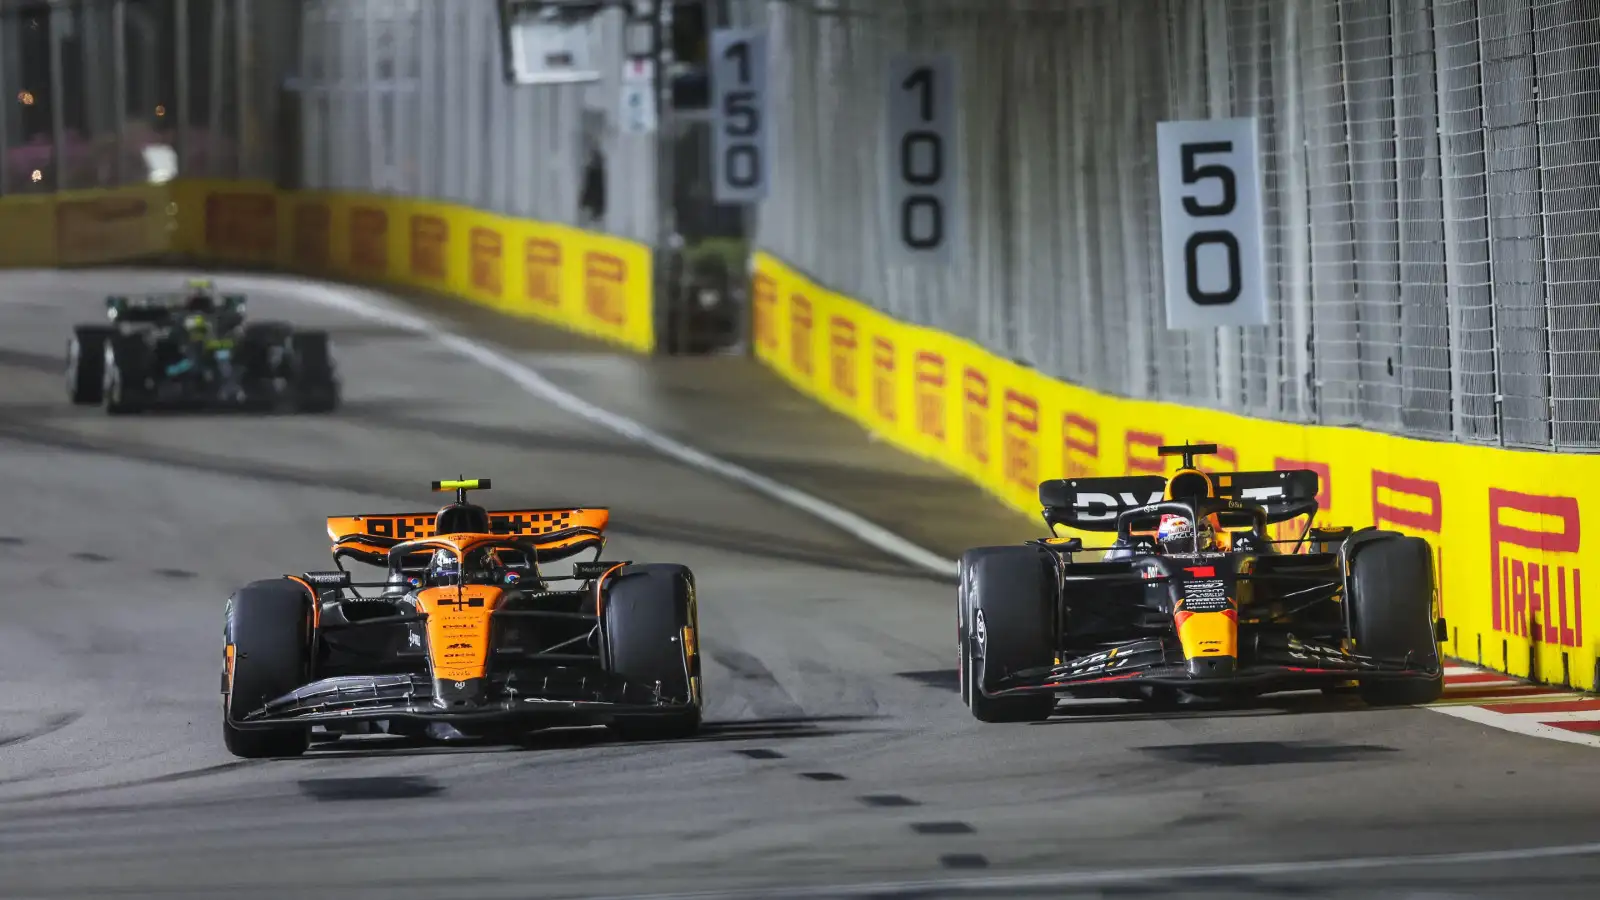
left=326, top=507, right=610, bottom=543
left=1040, top=470, right=1319, bottom=532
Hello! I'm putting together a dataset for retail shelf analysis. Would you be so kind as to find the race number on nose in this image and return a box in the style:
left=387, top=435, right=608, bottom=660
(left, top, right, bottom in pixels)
left=1155, top=117, right=1269, bottom=329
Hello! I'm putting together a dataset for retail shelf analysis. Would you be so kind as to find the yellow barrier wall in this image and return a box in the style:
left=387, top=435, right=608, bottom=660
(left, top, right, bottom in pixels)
left=755, top=251, right=1599, bottom=690
left=0, top=180, right=654, bottom=354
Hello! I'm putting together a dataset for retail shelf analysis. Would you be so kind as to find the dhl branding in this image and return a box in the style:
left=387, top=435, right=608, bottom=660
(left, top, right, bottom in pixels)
left=205, top=192, right=277, bottom=259
left=349, top=207, right=389, bottom=272
left=583, top=252, right=627, bottom=326
left=790, top=294, right=814, bottom=377
left=293, top=203, right=330, bottom=269
left=409, top=215, right=449, bottom=281
left=830, top=316, right=858, bottom=399
left=416, top=585, right=503, bottom=682
left=469, top=227, right=503, bottom=297
left=1489, top=489, right=1583, bottom=649
left=913, top=351, right=946, bottom=442
left=1062, top=413, right=1099, bottom=478
left=1125, top=430, right=1165, bottom=476
left=1371, top=470, right=1447, bottom=625
left=753, top=274, right=778, bottom=353
left=524, top=238, right=561, bottom=308
left=963, top=368, right=990, bottom=466
left=872, top=336, right=896, bottom=423
left=1002, top=390, right=1039, bottom=493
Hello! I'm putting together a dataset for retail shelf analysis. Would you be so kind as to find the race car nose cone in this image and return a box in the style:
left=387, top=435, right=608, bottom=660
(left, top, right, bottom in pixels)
left=1187, top=656, right=1237, bottom=678
left=432, top=677, right=487, bottom=709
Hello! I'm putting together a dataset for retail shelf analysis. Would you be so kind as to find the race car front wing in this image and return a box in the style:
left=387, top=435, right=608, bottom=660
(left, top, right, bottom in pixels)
left=981, top=633, right=1441, bottom=699
left=229, top=672, right=692, bottom=729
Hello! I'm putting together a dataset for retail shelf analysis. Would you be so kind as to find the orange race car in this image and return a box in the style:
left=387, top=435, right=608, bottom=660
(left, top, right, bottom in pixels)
left=220, top=479, right=701, bottom=758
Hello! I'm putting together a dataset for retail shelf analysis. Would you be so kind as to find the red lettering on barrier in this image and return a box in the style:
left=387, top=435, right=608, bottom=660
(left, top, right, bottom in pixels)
left=753, top=274, right=778, bottom=352
left=1125, top=430, right=1165, bottom=475
left=409, top=215, right=448, bottom=281
left=1002, top=390, right=1039, bottom=493
left=1488, top=489, right=1582, bottom=647
left=469, top=227, right=503, bottom=297
left=830, top=316, right=858, bottom=400
left=1062, top=413, right=1099, bottom=478
left=583, top=252, right=627, bottom=326
left=963, top=368, right=990, bottom=466
left=913, top=351, right=946, bottom=442
left=873, top=337, right=896, bottom=423
left=790, top=294, right=814, bottom=377
left=524, top=238, right=561, bottom=308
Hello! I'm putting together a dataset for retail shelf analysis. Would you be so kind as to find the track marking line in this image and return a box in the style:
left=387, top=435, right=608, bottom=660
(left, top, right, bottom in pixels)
left=590, top=840, right=1600, bottom=899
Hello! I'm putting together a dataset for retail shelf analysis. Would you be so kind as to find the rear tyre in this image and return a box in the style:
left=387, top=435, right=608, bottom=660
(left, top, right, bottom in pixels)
left=103, top=335, right=148, bottom=415
left=67, top=327, right=111, bottom=404
left=602, top=564, right=702, bottom=741
left=1348, top=535, right=1444, bottom=707
left=223, top=578, right=313, bottom=758
left=960, top=546, right=1057, bottom=723
left=286, top=331, right=338, bottom=413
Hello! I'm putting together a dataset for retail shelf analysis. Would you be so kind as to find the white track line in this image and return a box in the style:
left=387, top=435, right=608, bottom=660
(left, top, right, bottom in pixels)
left=232, top=274, right=961, bottom=578
left=593, top=840, right=1600, bottom=899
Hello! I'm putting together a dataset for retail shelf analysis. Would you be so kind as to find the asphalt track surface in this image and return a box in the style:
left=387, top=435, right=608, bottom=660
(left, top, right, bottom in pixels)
left=3, top=271, right=1600, bottom=899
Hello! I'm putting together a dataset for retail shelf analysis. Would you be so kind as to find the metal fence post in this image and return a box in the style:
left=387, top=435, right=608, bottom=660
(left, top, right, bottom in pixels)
left=113, top=0, right=129, bottom=186
left=48, top=1, right=67, bottom=191
left=176, top=0, right=190, bottom=176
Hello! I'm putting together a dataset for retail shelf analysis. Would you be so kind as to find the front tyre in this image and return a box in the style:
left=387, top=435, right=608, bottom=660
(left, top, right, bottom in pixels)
left=67, top=327, right=111, bottom=404
left=1348, top=534, right=1444, bottom=707
left=602, top=564, right=702, bottom=741
left=223, top=579, right=314, bottom=758
left=960, top=546, right=1057, bottom=723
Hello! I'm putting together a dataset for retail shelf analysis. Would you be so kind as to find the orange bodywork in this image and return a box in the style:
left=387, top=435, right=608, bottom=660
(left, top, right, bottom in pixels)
left=414, top=583, right=509, bottom=682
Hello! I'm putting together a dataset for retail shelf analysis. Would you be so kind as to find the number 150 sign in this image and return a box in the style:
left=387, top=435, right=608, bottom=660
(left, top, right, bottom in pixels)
left=1156, top=117, right=1268, bottom=329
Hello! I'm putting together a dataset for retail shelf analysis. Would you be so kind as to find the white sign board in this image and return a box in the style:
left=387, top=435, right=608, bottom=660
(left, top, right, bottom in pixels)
left=1155, top=117, right=1269, bottom=329
left=885, top=53, right=959, bottom=265
left=709, top=28, right=769, bottom=204
left=503, top=3, right=603, bottom=84
left=619, top=57, right=656, bottom=135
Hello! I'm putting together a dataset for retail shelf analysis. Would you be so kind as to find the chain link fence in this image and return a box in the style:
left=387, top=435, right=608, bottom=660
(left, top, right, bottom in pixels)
left=752, top=0, right=1600, bottom=451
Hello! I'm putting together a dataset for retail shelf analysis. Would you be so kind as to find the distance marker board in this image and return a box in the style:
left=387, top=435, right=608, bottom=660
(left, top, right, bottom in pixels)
left=1155, top=117, right=1269, bottom=329
left=710, top=28, right=770, bottom=204
left=885, top=53, right=959, bottom=265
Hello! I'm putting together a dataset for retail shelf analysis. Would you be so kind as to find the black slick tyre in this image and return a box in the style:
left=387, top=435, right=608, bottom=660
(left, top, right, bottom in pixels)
left=223, top=579, right=313, bottom=758
left=67, top=327, right=111, bottom=404
left=602, top=564, right=701, bottom=741
left=960, top=546, right=1057, bottom=723
left=103, top=335, right=147, bottom=415
left=288, top=331, right=338, bottom=413
left=1348, top=535, right=1444, bottom=706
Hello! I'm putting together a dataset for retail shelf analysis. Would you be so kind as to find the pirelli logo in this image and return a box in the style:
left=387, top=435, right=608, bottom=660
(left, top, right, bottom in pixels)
left=1490, top=489, right=1582, bottom=648
left=1125, top=430, right=1164, bottom=476
left=470, top=227, right=503, bottom=297
left=963, top=368, right=989, bottom=466
left=1002, top=390, right=1038, bottom=493
left=790, top=294, right=814, bottom=377
left=1371, top=470, right=1447, bottom=626
left=293, top=203, right=330, bottom=269
left=913, top=351, right=945, bottom=441
left=525, top=238, right=561, bottom=308
left=1062, top=413, right=1098, bottom=478
left=583, top=252, right=627, bottom=326
left=830, top=316, right=858, bottom=400
left=872, top=336, right=896, bottom=423
left=410, top=215, right=448, bottom=281
left=349, top=207, right=389, bottom=273
left=753, top=273, right=778, bottom=353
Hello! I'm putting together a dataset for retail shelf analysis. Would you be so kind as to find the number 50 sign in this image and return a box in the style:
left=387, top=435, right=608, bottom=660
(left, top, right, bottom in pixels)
left=1156, top=117, right=1268, bottom=329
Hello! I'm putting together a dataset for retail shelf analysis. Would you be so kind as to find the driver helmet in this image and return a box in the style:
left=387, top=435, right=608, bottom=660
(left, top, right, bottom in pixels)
left=429, top=548, right=460, bottom=584
left=1157, top=513, right=1215, bottom=553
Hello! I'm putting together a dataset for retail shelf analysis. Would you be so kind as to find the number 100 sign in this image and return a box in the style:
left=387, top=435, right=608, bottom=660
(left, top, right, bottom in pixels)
left=885, top=53, right=959, bottom=265
left=1155, top=117, right=1268, bottom=329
